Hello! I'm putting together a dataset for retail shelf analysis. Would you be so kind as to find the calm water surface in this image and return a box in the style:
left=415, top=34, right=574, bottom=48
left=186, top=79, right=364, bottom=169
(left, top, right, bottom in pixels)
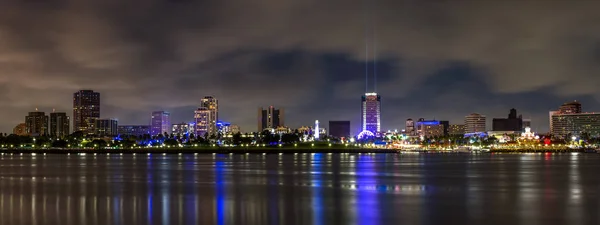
left=0, top=153, right=599, bottom=225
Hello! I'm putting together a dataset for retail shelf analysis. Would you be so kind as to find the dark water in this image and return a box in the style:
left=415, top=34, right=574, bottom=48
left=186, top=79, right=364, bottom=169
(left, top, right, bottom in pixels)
left=0, top=153, right=599, bottom=225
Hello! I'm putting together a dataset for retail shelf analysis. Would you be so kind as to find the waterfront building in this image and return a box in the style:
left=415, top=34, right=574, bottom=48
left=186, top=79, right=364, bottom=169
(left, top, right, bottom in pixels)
left=217, top=120, right=231, bottom=134
left=258, top=106, right=284, bottom=132
left=492, top=108, right=523, bottom=132
left=13, top=123, right=27, bottom=136
left=151, top=111, right=171, bottom=137
left=361, top=93, right=381, bottom=134
left=193, top=96, right=218, bottom=138
left=559, top=101, right=582, bottom=114
left=329, top=121, right=351, bottom=138
left=49, top=112, right=70, bottom=137
left=448, top=124, right=466, bottom=135
left=415, top=119, right=445, bottom=137
left=73, top=90, right=100, bottom=135
left=405, top=119, right=415, bottom=136
left=171, top=123, right=193, bottom=137
left=95, top=118, right=118, bottom=137
left=465, top=113, right=486, bottom=133
left=551, top=113, right=600, bottom=138
left=118, top=125, right=150, bottom=137
left=25, top=111, right=48, bottom=136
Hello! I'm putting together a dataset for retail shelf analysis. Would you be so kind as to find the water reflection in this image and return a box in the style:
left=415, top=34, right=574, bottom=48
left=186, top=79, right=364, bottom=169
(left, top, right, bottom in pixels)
left=0, top=154, right=599, bottom=225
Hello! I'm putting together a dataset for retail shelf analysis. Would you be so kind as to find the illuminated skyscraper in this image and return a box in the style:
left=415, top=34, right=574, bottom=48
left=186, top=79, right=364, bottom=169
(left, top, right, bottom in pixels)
left=193, top=96, right=218, bottom=138
left=258, top=106, right=284, bottom=132
left=361, top=93, right=381, bottom=134
left=150, top=111, right=171, bottom=137
left=49, top=111, right=70, bottom=137
left=73, top=90, right=100, bottom=135
left=25, top=111, right=48, bottom=137
left=465, top=113, right=486, bottom=133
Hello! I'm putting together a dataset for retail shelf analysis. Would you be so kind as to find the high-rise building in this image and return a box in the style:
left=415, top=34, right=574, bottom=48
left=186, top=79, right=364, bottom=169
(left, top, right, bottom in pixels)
left=492, top=108, right=523, bottom=132
left=73, top=90, right=100, bottom=135
left=201, top=96, right=218, bottom=135
left=13, top=123, right=27, bottom=136
left=559, top=101, right=582, bottom=114
left=258, top=106, right=284, bottom=131
left=329, top=121, right=351, bottom=138
left=95, top=118, right=118, bottom=137
left=405, top=119, right=415, bottom=135
left=361, top=93, right=381, bottom=134
left=25, top=111, right=48, bottom=136
left=549, top=111, right=558, bottom=133
left=118, top=125, right=150, bottom=137
left=150, top=111, right=171, bottom=137
left=448, top=124, right=466, bottom=135
left=551, top=113, right=600, bottom=138
left=465, top=113, right=486, bottom=133
left=49, top=112, right=70, bottom=137
left=194, top=107, right=211, bottom=137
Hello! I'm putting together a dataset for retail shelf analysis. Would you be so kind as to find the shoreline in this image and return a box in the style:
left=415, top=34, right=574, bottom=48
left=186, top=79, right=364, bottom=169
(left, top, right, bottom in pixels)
left=0, top=148, right=596, bottom=154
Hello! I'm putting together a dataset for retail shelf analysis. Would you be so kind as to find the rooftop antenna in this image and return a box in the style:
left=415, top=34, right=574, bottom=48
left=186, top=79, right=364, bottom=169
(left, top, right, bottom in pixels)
left=372, top=1, right=377, bottom=93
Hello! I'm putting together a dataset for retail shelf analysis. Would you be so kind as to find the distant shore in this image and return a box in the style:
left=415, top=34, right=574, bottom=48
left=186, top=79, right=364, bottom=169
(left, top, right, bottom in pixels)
left=0, top=147, right=596, bottom=154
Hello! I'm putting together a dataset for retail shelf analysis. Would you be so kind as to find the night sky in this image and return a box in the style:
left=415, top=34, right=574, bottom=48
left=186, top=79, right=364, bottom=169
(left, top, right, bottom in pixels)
left=2, top=0, right=600, bottom=134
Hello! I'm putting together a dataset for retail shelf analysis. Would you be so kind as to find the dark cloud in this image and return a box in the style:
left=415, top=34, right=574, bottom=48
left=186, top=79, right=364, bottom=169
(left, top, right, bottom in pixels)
left=1, top=0, right=600, bottom=133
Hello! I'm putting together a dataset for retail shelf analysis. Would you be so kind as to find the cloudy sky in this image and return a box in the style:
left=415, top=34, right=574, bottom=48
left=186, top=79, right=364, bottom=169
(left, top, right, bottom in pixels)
left=2, top=0, right=600, bottom=134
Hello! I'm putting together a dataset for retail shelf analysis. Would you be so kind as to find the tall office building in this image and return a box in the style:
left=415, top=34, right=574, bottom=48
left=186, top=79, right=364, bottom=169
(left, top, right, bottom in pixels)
left=49, top=112, right=70, bottom=137
left=492, top=108, right=523, bottom=132
left=405, top=119, right=415, bottom=135
left=329, top=121, right=351, bottom=138
left=415, top=119, right=445, bottom=137
left=361, top=93, right=381, bottom=134
left=258, top=106, right=284, bottom=131
left=73, top=90, right=100, bottom=135
left=150, top=111, right=171, bottom=137
left=194, top=107, right=211, bottom=137
left=198, top=96, right=218, bottom=136
left=95, top=118, right=118, bottom=137
left=25, top=111, right=48, bottom=136
left=465, top=113, right=486, bottom=133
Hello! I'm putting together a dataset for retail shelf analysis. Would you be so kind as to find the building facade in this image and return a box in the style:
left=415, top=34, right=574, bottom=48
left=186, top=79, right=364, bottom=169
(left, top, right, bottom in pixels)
left=329, top=121, right=351, bottom=138
left=49, top=112, right=70, bottom=137
left=194, top=107, right=211, bottom=137
left=150, top=111, right=171, bottom=137
left=172, top=123, right=193, bottom=137
left=405, top=119, right=415, bottom=135
left=73, top=90, right=100, bottom=135
left=13, top=123, right=27, bottom=136
left=95, top=119, right=118, bottom=137
left=465, top=113, right=486, bottom=133
left=25, top=111, right=48, bottom=136
left=551, top=113, right=600, bottom=138
left=492, top=108, right=523, bottom=132
left=258, top=106, right=284, bottom=132
left=415, top=119, right=445, bottom=137
left=201, top=96, right=219, bottom=136
left=448, top=124, right=466, bottom=135
left=559, top=101, right=582, bottom=114
left=118, top=125, right=150, bottom=137
left=361, top=93, right=381, bottom=134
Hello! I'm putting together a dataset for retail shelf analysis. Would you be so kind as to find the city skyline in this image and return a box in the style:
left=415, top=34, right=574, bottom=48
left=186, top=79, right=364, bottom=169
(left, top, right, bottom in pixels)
left=2, top=1, right=600, bottom=134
